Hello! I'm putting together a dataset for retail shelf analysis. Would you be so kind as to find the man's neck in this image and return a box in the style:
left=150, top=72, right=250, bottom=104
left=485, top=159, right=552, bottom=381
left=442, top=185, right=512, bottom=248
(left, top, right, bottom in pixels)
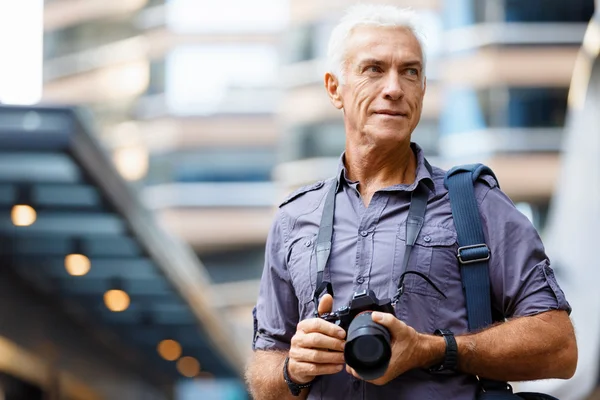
left=344, top=141, right=417, bottom=206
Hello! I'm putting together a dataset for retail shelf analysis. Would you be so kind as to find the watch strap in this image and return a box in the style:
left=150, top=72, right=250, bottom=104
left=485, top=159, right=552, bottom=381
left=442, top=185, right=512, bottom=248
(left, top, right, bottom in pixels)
left=283, top=356, right=312, bottom=396
left=430, top=329, right=458, bottom=372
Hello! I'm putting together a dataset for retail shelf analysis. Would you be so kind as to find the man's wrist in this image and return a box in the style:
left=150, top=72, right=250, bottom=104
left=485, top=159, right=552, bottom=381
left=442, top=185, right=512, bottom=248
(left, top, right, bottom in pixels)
left=283, top=356, right=312, bottom=396
left=416, top=333, right=446, bottom=369
left=285, top=357, right=312, bottom=385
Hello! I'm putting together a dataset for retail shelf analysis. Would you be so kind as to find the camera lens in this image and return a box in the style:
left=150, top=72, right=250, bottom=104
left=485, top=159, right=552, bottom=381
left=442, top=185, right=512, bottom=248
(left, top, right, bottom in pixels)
left=344, top=312, right=392, bottom=381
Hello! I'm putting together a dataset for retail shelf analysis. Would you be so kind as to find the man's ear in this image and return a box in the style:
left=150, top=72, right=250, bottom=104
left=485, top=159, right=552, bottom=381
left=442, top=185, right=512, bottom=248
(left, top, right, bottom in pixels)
left=324, top=72, right=343, bottom=110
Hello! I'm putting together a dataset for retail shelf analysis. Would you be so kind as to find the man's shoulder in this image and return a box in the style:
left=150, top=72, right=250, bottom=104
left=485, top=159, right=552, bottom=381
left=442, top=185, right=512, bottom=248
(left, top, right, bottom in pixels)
left=429, top=163, right=499, bottom=198
left=278, top=178, right=333, bottom=209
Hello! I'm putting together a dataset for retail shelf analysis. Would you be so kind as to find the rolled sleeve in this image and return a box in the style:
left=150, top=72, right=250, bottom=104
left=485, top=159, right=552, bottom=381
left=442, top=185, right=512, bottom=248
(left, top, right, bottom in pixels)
left=253, top=210, right=298, bottom=352
left=479, top=187, right=571, bottom=319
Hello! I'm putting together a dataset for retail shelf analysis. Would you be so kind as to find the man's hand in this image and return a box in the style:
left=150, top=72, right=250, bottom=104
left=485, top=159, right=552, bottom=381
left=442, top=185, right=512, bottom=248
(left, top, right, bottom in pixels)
left=287, top=294, right=347, bottom=384
left=345, top=311, right=422, bottom=385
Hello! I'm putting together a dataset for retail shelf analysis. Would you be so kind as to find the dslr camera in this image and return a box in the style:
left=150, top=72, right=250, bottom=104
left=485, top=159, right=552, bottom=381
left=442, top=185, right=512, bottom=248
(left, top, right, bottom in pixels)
left=320, top=289, right=395, bottom=380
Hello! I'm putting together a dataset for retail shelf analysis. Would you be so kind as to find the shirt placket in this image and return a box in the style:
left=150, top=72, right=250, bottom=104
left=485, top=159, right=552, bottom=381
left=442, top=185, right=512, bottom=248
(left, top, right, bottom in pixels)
left=354, top=193, right=388, bottom=293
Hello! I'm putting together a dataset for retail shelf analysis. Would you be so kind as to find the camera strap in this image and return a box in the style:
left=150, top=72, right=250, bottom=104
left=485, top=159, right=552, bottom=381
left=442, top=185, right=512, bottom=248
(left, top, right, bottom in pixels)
left=312, top=169, right=431, bottom=315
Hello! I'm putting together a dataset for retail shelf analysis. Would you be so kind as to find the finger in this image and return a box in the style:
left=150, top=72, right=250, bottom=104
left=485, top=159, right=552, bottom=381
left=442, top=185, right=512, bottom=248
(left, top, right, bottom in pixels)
left=294, top=361, right=345, bottom=379
left=298, top=318, right=346, bottom=339
left=293, top=331, right=345, bottom=351
left=289, top=347, right=345, bottom=364
left=318, top=293, right=334, bottom=315
left=371, top=311, right=403, bottom=330
left=346, top=365, right=361, bottom=380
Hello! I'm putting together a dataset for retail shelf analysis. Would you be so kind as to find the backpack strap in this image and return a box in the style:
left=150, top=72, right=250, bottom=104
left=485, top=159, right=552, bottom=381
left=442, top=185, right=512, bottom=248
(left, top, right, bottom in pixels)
left=445, top=165, right=559, bottom=399
left=444, top=163, right=497, bottom=332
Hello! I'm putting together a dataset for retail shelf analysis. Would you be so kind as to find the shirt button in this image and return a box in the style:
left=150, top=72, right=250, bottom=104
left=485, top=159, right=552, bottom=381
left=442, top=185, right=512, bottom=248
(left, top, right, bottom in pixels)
left=352, top=378, right=361, bottom=390
left=360, top=230, right=368, bottom=237
left=304, top=240, right=312, bottom=247
left=356, top=276, right=365, bottom=284
left=423, top=235, right=431, bottom=243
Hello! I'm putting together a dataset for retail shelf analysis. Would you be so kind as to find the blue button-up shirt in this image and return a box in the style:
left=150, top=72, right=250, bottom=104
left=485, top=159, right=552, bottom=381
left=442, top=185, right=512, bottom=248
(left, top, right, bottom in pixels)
left=253, top=144, right=570, bottom=400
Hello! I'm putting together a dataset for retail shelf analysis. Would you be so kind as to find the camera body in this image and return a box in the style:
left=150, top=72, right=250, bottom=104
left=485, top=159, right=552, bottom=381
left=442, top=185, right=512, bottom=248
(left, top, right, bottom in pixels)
left=320, top=289, right=395, bottom=330
left=319, top=289, right=396, bottom=381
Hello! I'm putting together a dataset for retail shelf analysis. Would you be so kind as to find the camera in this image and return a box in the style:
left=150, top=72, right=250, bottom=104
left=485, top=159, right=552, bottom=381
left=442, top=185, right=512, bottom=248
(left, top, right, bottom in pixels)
left=320, top=289, right=395, bottom=380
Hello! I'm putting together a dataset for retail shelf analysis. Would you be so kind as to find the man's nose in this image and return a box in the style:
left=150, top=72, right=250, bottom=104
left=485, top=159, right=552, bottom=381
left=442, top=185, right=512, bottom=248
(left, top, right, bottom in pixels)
left=382, top=74, right=404, bottom=101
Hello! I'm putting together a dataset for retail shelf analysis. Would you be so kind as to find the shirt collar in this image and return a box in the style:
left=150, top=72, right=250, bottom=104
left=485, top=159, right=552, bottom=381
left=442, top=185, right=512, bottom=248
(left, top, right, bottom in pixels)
left=335, top=142, right=435, bottom=194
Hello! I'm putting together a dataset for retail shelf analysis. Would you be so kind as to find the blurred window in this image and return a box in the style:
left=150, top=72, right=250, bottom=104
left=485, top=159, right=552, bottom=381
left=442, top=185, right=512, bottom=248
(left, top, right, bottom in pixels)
left=281, top=20, right=335, bottom=64
left=165, top=45, right=279, bottom=116
left=504, top=0, right=595, bottom=23
left=146, top=147, right=276, bottom=184
left=441, top=87, right=568, bottom=134
left=507, top=88, right=568, bottom=128
left=443, top=0, right=594, bottom=27
left=44, top=18, right=139, bottom=60
left=166, top=0, right=288, bottom=33
left=283, top=121, right=345, bottom=161
left=201, top=246, right=265, bottom=283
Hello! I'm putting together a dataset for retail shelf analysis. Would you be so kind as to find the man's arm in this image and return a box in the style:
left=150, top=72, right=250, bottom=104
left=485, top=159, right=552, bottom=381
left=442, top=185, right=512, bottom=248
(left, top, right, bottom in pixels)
left=245, top=351, right=309, bottom=400
left=246, top=295, right=345, bottom=399
left=347, top=309, right=577, bottom=385
left=453, top=309, right=577, bottom=380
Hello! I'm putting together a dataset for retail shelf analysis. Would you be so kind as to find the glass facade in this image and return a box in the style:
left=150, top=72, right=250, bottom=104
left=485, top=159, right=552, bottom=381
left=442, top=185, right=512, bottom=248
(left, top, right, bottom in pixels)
left=441, top=87, right=568, bottom=135
left=44, top=18, right=140, bottom=60
left=504, top=0, right=594, bottom=23
left=166, top=0, right=288, bottom=34
left=146, top=147, right=276, bottom=184
left=442, top=0, right=595, bottom=27
left=164, top=45, right=280, bottom=116
left=201, top=246, right=265, bottom=284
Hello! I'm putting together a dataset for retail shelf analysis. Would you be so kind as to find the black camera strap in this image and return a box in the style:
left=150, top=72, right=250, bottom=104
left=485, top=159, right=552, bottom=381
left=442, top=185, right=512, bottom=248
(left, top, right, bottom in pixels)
left=312, top=170, right=432, bottom=315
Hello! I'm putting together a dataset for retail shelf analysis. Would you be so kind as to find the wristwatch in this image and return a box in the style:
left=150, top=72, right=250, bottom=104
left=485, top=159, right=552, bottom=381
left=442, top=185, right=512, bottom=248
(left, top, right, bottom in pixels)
left=429, top=329, right=458, bottom=372
left=283, top=356, right=312, bottom=396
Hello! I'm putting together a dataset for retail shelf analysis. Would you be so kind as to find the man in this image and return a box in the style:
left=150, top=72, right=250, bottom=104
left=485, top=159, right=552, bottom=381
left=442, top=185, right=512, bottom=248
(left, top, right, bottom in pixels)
left=245, top=4, right=577, bottom=400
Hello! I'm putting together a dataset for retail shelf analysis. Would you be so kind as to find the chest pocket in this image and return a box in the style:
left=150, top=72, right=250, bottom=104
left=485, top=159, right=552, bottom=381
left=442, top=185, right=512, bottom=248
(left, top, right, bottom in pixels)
left=393, top=223, right=457, bottom=299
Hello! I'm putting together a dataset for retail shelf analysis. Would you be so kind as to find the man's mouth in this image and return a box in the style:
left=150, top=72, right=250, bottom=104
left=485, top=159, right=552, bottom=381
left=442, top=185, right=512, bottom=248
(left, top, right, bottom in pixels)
left=375, top=110, right=407, bottom=117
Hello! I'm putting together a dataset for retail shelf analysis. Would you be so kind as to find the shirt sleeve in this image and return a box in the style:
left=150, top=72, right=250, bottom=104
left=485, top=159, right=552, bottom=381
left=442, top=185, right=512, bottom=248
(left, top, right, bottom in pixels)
left=479, top=186, right=571, bottom=319
left=252, top=210, right=299, bottom=351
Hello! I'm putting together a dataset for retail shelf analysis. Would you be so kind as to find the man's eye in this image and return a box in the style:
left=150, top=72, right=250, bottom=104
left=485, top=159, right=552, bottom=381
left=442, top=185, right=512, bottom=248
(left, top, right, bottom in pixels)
left=406, top=68, right=418, bottom=76
left=367, top=66, right=382, bottom=73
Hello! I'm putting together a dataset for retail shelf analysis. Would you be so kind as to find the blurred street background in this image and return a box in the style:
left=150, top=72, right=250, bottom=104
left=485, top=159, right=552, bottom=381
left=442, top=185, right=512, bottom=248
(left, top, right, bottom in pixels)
left=0, top=0, right=598, bottom=399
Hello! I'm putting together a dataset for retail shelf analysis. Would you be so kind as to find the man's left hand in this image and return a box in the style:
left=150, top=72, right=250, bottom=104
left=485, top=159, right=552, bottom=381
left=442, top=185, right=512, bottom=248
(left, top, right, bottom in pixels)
left=345, top=311, right=422, bottom=385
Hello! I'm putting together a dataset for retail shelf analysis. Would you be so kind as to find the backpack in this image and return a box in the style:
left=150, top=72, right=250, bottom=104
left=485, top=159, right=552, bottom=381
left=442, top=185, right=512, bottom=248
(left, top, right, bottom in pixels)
left=445, top=164, right=560, bottom=400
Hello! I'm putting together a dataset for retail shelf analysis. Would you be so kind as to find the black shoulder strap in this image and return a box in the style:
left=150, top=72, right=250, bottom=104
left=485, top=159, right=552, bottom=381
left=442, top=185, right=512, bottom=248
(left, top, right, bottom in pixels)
left=313, top=180, right=337, bottom=311
left=444, top=163, right=497, bottom=331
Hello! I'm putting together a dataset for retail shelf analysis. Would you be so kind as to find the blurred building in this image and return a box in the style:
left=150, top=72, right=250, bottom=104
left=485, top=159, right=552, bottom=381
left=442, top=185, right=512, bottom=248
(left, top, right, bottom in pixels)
left=0, top=105, right=244, bottom=399
left=519, top=4, right=600, bottom=399
left=40, top=0, right=289, bottom=377
left=0, top=0, right=292, bottom=398
left=437, top=0, right=594, bottom=230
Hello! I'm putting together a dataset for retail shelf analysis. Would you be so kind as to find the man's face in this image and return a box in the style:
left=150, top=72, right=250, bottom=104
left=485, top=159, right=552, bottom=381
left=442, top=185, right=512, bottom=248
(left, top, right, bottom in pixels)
left=327, top=25, right=426, bottom=146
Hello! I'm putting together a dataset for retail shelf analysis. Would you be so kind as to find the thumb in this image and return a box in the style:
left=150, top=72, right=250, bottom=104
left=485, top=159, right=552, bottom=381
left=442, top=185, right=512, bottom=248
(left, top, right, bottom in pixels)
left=318, top=293, right=334, bottom=316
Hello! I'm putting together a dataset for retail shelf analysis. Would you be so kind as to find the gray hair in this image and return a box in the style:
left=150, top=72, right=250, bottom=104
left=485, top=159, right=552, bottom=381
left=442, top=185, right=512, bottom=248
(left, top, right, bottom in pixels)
left=326, top=4, right=427, bottom=84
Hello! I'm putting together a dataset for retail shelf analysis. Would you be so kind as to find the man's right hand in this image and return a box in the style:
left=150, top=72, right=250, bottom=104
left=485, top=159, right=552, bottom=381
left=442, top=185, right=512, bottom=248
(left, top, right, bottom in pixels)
left=287, top=294, right=347, bottom=384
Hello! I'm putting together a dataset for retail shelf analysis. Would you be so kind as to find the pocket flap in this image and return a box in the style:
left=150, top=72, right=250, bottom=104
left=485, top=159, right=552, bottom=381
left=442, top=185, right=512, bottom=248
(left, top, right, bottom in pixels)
left=397, top=222, right=457, bottom=247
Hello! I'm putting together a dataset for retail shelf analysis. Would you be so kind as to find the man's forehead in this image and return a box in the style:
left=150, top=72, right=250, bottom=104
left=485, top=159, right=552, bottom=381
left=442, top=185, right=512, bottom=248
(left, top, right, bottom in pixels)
left=346, top=25, right=422, bottom=61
